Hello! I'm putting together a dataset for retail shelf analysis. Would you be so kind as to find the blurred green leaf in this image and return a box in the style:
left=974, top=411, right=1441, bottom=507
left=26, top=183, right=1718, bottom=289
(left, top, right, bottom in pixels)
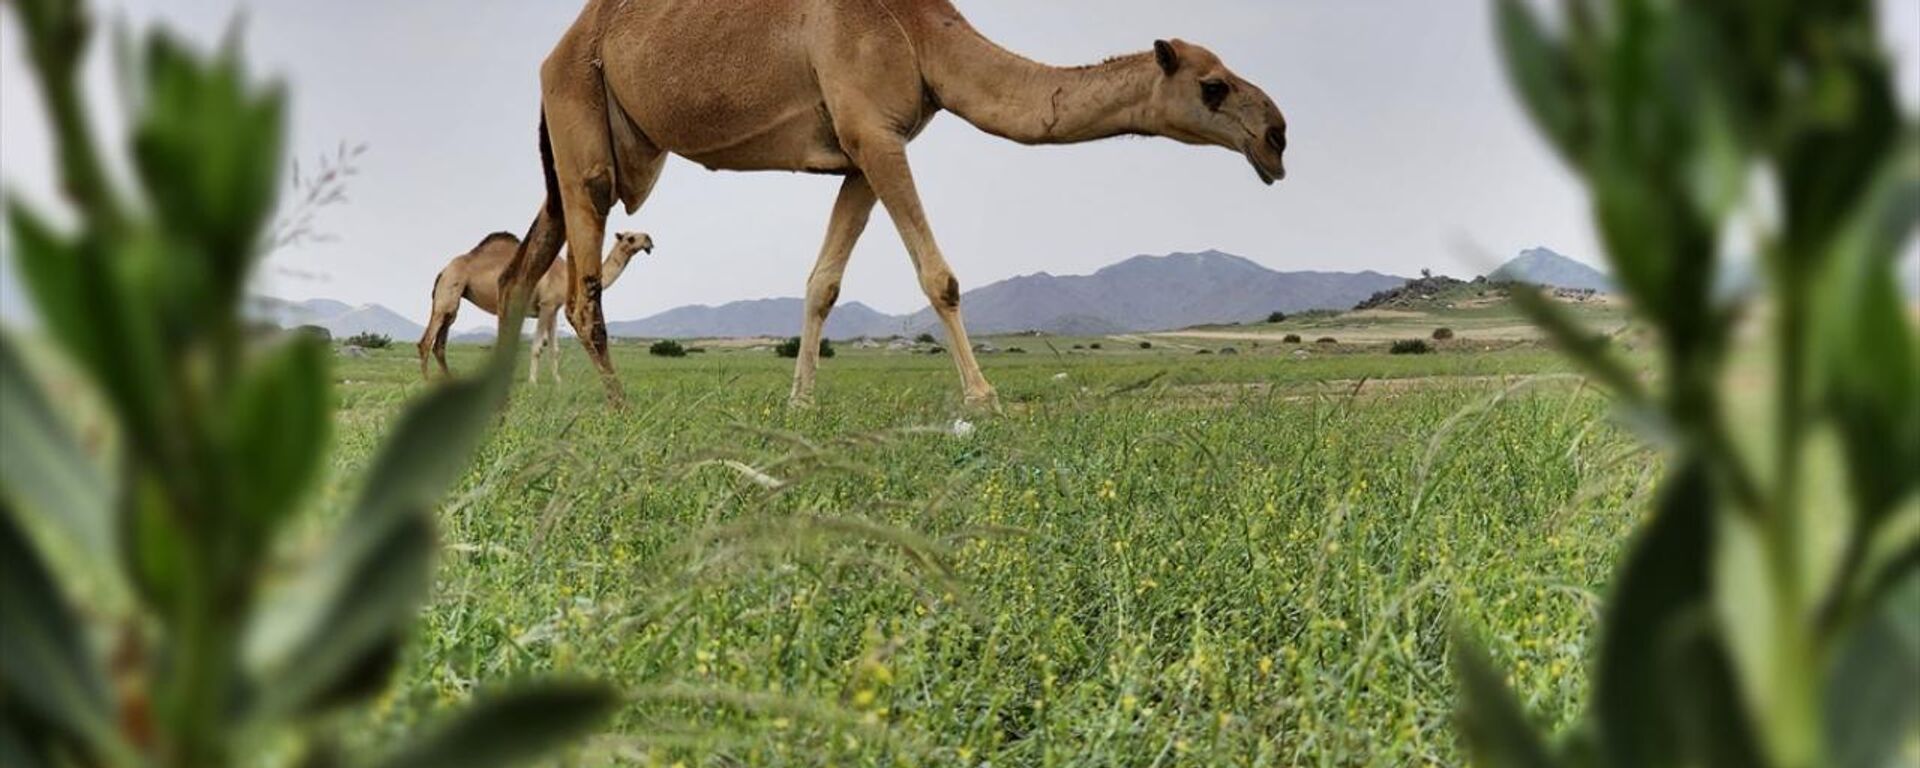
left=9, top=205, right=172, bottom=467
left=1822, top=571, right=1920, bottom=768
left=127, top=473, right=189, bottom=614
left=1671, top=621, right=1766, bottom=768
left=247, top=371, right=505, bottom=717
left=352, top=369, right=508, bottom=529
left=0, top=333, right=112, bottom=570
left=1452, top=629, right=1557, bottom=768
left=9, top=206, right=111, bottom=397
left=369, top=681, right=621, bottom=768
left=1812, top=130, right=1920, bottom=521
left=1594, top=461, right=1713, bottom=768
left=245, top=511, right=433, bottom=719
left=0, top=505, right=120, bottom=762
left=0, top=711, right=53, bottom=768
left=226, top=335, right=330, bottom=529
left=131, top=30, right=285, bottom=312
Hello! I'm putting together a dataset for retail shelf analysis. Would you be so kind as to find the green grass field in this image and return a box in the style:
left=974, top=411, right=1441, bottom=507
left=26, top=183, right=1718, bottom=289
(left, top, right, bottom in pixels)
left=324, top=326, right=1650, bottom=766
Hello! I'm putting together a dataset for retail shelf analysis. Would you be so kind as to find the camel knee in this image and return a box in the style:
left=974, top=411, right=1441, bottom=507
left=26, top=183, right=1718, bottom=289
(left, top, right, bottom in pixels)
left=920, top=270, right=960, bottom=311
left=807, top=278, right=842, bottom=319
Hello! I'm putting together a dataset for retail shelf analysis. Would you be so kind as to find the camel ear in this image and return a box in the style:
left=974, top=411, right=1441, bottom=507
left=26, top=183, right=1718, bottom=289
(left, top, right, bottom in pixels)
left=1153, top=40, right=1180, bottom=76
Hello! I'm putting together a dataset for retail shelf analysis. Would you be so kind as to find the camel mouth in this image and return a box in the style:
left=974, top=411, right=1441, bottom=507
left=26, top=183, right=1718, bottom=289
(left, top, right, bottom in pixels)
left=1242, top=139, right=1286, bottom=186
left=1247, top=153, right=1285, bottom=186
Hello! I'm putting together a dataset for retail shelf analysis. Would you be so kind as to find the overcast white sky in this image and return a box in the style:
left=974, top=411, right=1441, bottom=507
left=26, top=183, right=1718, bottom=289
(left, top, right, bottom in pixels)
left=4, top=1, right=1918, bottom=328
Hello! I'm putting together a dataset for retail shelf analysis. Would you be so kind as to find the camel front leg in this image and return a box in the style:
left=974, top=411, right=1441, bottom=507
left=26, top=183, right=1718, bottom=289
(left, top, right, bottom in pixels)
left=547, top=312, right=564, bottom=384
left=790, top=175, right=878, bottom=407
left=844, top=136, right=996, bottom=408
left=529, top=305, right=553, bottom=385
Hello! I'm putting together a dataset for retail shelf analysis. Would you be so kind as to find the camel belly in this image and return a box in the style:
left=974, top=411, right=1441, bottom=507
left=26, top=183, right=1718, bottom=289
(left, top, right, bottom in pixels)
left=595, top=0, right=907, bottom=174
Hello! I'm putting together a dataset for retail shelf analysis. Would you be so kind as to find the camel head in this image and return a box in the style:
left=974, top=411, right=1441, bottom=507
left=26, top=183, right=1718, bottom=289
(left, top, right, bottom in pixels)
left=1147, top=39, right=1288, bottom=185
left=613, top=231, right=654, bottom=259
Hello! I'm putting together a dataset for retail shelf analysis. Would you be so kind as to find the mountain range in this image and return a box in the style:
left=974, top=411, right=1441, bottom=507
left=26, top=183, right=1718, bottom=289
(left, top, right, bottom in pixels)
left=610, top=250, right=1404, bottom=339
left=247, top=296, right=425, bottom=340
left=254, top=248, right=1609, bottom=342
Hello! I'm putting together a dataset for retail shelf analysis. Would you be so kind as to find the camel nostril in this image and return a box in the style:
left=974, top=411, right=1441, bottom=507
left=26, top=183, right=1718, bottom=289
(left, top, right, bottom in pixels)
left=1266, top=127, right=1287, bottom=154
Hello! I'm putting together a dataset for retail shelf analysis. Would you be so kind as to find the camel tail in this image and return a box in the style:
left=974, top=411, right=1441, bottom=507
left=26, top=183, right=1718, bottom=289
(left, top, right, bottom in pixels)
left=537, top=112, right=563, bottom=220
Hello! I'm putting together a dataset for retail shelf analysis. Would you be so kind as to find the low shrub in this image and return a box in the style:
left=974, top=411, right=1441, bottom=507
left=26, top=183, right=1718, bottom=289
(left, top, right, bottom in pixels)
left=1267, top=311, right=1287, bottom=323
left=1283, top=334, right=1303, bottom=343
left=1316, top=337, right=1339, bottom=345
left=1390, top=339, right=1433, bottom=355
left=915, top=332, right=938, bottom=344
left=1089, top=342, right=1103, bottom=350
left=295, top=325, right=332, bottom=343
left=1431, top=327, right=1455, bottom=340
left=1138, top=341, right=1153, bottom=350
left=775, top=337, right=835, bottom=359
left=649, top=339, right=687, bottom=357
left=343, top=331, right=391, bottom=349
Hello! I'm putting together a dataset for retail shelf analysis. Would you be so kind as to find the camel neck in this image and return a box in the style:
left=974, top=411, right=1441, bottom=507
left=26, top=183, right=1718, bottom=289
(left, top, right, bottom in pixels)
left=602, top=249, right=635, bottom=287
left=923, top=26, right=1158, bottom=146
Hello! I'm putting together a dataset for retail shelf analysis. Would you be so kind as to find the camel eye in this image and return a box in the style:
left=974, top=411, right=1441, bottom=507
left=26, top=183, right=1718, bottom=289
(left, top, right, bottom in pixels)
left=1200, top=80, right=1230, bottom=110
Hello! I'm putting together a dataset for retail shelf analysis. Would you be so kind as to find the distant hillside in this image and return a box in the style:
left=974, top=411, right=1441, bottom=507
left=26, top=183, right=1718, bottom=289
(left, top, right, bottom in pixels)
left=1489, top=248, right=1612, bottom=292
left=607, top=298, right=903, bottom=339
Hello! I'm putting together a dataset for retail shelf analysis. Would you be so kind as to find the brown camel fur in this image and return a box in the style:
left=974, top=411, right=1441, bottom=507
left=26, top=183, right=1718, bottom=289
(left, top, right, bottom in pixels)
left=499, top=0, right=1287, bottom=407
left=422, top=230, right=652, bottom=382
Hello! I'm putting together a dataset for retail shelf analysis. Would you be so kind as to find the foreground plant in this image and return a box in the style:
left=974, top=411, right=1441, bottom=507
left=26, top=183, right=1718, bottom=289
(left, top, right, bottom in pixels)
left=1457, top=1, right=1918, bottom=767
left=0, top=2, right=614, bottom=765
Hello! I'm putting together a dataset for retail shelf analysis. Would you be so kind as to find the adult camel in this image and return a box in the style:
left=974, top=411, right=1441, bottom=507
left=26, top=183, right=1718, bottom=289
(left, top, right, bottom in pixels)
left=499, top=0, right=1288, bottom=407
left=422, top=229, right=652, bottom=382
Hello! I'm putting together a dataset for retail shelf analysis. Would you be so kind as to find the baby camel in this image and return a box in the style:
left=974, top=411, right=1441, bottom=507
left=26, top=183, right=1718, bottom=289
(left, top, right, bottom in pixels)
left=419, top=230, right=652, bottom=382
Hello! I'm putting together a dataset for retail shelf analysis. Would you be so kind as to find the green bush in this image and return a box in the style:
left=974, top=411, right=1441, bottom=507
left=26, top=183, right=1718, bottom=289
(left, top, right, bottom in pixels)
left=1389, top=339, right=1432, bottom=355
left=1267, top=311, right=1287, bottom=323
left=0, top=3, right=616, bottom=765
left=649, top=339, right=687, bottom=357
left=1089, top=342, right=1103, bottom=350
left=343, top=331, right=391, bottom=349
left=1138, top=341, right=1153, bottom=350
left=1283, top=334, right=1303, bottom=343
left=1315, top=337, right=1338, bottom=345
left=295, top=324, right=332, bottom=343
left=1431, top=327, right=1455, bottom=341
left=914, top=332, right=937, bottom=345
left=775, top=337, right=834, bottom=359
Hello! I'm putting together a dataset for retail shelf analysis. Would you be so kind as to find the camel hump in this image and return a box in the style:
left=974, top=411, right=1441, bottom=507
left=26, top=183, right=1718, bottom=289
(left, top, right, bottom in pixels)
left=474, top=231, right=521, bottom=252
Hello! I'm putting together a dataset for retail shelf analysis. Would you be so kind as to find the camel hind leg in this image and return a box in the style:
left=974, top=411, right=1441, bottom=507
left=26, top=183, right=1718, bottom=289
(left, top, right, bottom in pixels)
left=419, top=271, right=464, bottom=380
left=790, top=175, right=878, bottom=407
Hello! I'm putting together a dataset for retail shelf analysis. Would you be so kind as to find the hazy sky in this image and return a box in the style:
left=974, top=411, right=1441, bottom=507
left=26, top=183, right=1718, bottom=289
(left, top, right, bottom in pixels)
left=4, top=1, right=1918, bottom=329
